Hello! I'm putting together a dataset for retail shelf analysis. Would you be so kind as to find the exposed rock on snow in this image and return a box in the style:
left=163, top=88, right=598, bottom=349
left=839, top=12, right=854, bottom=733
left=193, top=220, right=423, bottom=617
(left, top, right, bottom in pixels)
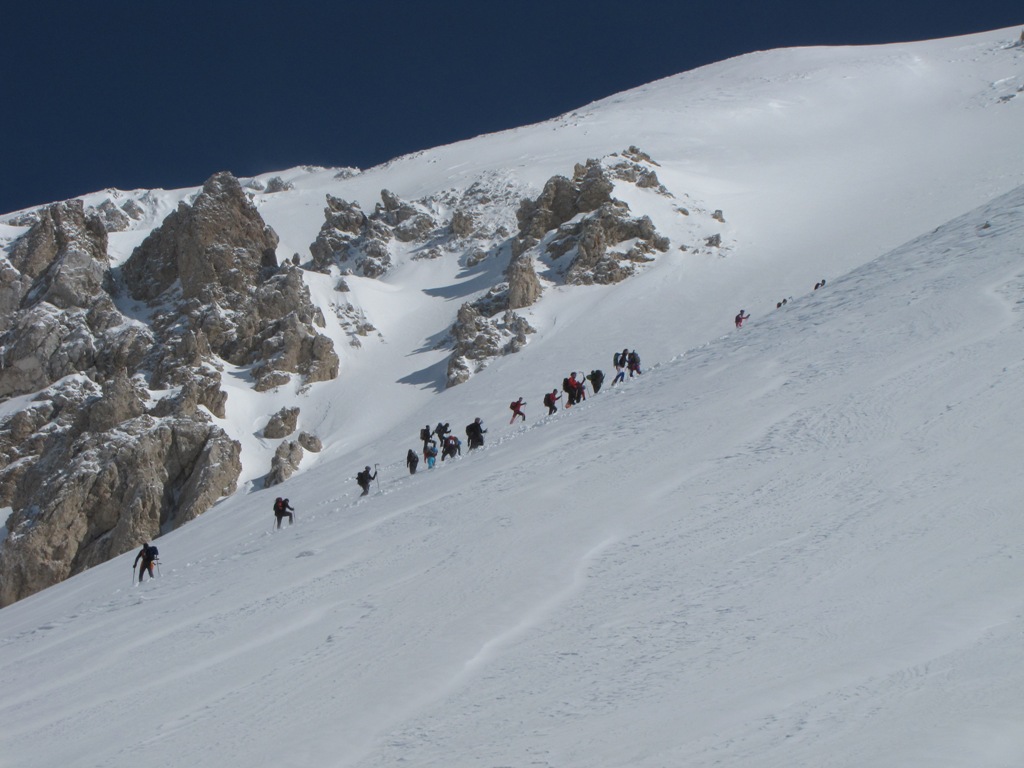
left=446, top=304, right=535, bottom=387
left=91, top=199, right=132, bottom=232
left=264, top=406, right=300, bottom=438
left=0, top=172, right=341, bottom=604
left=309, top=194, right=391, bottom=277
left=266, top=439, right=303, bottom=486
left=0, top=199, right=146, bottom=400
left=514, top=152, right=671, bottom=286
left=297, top=431, right=322, bottom=452
left=264, top=176, right=294, bottom=194
left=0, top=373, right=240, bottom=606
left=124, top=172, right=339, bottom=392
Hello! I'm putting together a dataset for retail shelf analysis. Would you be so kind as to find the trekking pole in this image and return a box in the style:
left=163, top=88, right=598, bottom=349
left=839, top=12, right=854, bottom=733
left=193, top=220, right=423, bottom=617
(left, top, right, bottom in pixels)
left=374, top=464, right=380, bottom=491
left=156, top=560, right=162, bottom=578
left=132, top=565, right=136, bottom=585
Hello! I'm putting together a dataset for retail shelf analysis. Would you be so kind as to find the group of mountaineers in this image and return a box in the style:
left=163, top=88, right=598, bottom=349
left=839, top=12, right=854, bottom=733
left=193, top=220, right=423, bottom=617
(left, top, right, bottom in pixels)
left=388, top=347, right=643, bottom=493
left=129, top=280, right=828, bottom=582
left=268, top=281, right=826, bottom=518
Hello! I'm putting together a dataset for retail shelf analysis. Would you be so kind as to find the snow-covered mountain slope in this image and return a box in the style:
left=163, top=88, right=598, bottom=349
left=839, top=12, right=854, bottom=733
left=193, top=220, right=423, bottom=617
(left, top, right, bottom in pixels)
left=1, top=174, right=1022, bottom=768
left=1, top=26, right=1024, bottom=766
left=247, top=25, right=1024, bottom=484
left=4, top=27, right=1020, bottom=491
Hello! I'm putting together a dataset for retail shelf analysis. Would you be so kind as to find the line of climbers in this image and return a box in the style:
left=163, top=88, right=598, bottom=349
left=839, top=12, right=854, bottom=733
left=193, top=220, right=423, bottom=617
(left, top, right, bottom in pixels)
left=737, top=277, right=830, bottom=327
left=773, top=278, right=827, bottom=311
left=403, top=347, right=641, bottom=480
left=347, top=273, right=830, bottom=503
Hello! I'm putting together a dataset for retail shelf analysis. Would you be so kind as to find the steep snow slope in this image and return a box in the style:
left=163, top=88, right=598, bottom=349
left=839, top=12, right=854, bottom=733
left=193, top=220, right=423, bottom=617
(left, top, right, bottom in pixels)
left=242, top=25, right=1024, bottom=479
left=1, top=178, right=1022, bottom=767
left=4, top=28, right=1018, bottom=490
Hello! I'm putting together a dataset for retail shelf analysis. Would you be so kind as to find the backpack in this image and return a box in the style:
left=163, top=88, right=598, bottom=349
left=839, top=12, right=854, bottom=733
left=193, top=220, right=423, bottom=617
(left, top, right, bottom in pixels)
left=613, top=352, right=621, bottom=367
left=562, top=377, right=571, bottom=392
left=420, top=427, right=430, bottom=441
left=274, top=497, right=284, bottom=513
left=509, top=401, right=517, bottom=410
left=147, top=545, right=159, bottom=559
left=543, top=393, right=553, bottom=407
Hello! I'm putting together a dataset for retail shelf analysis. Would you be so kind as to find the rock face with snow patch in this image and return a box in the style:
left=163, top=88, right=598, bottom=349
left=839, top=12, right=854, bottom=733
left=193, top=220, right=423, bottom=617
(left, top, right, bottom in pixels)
left=0, top=199, right=149, bottom=399
left=309, top=195, right=390, bottom=277
left=266, top=440, right=304, bottom=487
left=0, top=172, right=342, bottom=605
left=514, top=155, right=670, bottom=285
left=309, top=189, right=443, bottom=277
left=264, top=406, right=300, bottom=438
left=446, top=304, right=535, bottom=387
left=124, top=172, right=339, bottom=393
left=0, top=373, right=240, bottom=606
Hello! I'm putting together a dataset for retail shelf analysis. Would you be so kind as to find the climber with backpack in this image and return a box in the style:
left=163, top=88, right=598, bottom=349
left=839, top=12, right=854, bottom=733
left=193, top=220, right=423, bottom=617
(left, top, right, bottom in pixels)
left=509, top=397, right=526, bottom=424
left=627, top=350, right=642, bottom=377
left=406, top=449, right=420, bottom=475
left=543, top=388, right=562, bottom=415
left=466, top=417, right=487, bottom=450
left=273, top=497, right=295, bottom=528
left=434, top=422, right=451, bottom=444
left=133, top=542, right=160, bottom=583
left=587, top=369, right=605, bottom=394
left=441, top=435, right=461, bottom=461
left=356, top=466, right=376, bottom=496
left=612, top=349, right=627, bottom=386
left=424, top=439, right=438, bottom=469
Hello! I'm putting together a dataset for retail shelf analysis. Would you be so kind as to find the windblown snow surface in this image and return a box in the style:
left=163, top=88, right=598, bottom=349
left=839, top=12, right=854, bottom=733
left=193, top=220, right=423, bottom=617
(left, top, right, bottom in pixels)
left=1, top=26, right=1024, bottom=768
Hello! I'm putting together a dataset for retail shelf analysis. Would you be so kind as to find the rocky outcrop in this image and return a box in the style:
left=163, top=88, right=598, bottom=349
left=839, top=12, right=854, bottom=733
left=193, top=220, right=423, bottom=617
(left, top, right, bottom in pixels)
left=266, top=440, right=303, bottom=486
left=0, top=200, right=149, bottom=400
left=309, top=189, right=442, bottom=277
left=123, top=171, right=279, bottom=302
left=91, top=199, right=132, bottom=232
left=124, top=172, right=339, bottom=393
left=0, top=171, right=341, bottom=605
left=0, top=374, right=240, bottom=606
left=506, top=253, right=543, bottom=309
left=264, top=176, right=294, bottom=194
left=264, top=407, right=300, bottom=438
left=557, top=204, right=669, bottom=285
left=446, top=305, right=534, bottom=387
left=309, top=195, right=391, bottom=277
left=513, top=153, right=671, bottom=286
left=297, top=432, right=322, bottom=452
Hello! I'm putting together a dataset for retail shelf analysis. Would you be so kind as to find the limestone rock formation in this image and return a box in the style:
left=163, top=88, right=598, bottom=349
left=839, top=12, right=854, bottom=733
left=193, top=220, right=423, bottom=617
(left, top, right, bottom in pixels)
left=506, top=253, right=543, bottom=309
left=264, top=407, right=300, bottom=438
left=123, top=171, right=280, bottom=303
left=309, top=195, right=391, bottom=277
left=446, top=305, right=535, bottom=387
left=0, top=374, right=240, bottom=606
left=264, top=176, right=294, bottom=193
left=297, top=432, right=322, bottom=452
left=0, top=171, right=340, bottom=605
left=0, top=200, right=149, bottom=400
left=513, top=152, right=671, bottom=286
left=124, top=172, right=339, bottom=392
left=266, top=440, right=303, bottom=486
left=92, top=199, right=132, bottom=232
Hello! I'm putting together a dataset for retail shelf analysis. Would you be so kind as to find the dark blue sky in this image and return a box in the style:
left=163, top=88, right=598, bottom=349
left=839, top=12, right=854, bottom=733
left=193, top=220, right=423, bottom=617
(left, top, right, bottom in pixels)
left=2, top=1, right=1020, bottom=214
